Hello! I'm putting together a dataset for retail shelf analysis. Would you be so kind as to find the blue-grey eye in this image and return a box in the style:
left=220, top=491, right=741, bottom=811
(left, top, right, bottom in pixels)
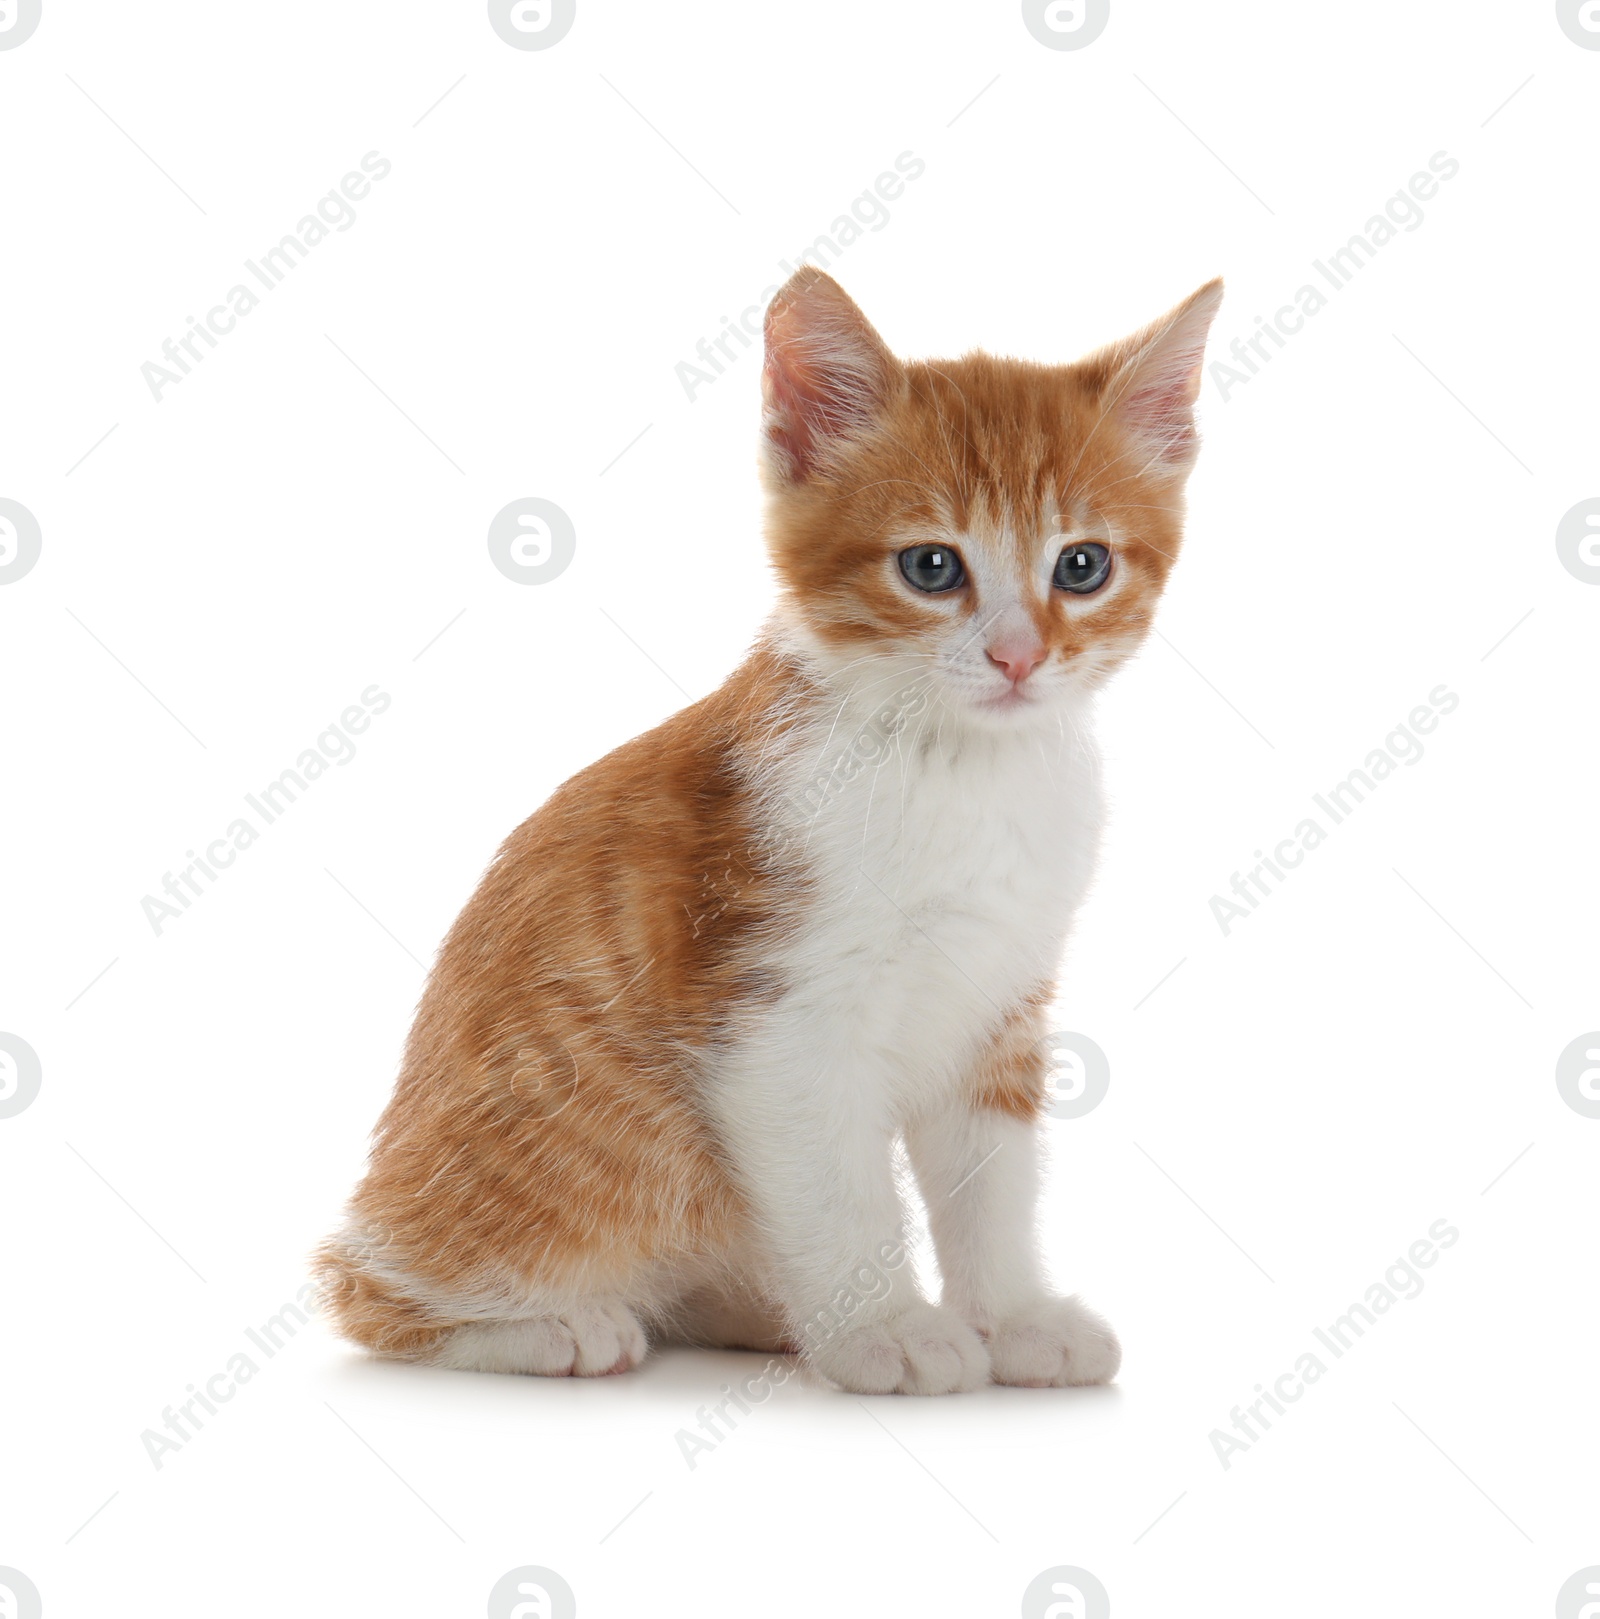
left=898, top=544, right=966, bottom=593
left=1053, top=542, right=1112, bottom=594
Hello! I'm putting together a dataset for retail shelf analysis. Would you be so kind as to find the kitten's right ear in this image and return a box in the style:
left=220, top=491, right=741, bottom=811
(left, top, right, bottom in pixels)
left=762, top=269, right=901, bottom=483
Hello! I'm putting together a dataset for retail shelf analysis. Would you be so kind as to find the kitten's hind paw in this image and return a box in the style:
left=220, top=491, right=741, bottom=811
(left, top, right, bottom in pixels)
left=429, top=1302, right=647, bottom=1377
left=987, top=1297, right=1120, bottom=1388
left=811, top=1303, right=989, bottom=1395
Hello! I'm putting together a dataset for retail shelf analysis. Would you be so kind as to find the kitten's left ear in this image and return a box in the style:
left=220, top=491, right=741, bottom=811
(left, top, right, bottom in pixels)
left=1090, top=278, right=1224, bottom=473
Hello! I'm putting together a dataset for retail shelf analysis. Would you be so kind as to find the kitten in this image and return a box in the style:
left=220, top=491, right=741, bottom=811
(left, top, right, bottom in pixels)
left=316, top=268, right=1222, bottom=1394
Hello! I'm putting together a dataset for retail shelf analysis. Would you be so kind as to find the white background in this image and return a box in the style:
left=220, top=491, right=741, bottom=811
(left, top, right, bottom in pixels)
left=2, top=2, right=1597, bottom=1615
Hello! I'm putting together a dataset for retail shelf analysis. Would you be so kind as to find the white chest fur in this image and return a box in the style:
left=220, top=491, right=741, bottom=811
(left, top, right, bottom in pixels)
left=741, top=680, right=1105, bottom=1118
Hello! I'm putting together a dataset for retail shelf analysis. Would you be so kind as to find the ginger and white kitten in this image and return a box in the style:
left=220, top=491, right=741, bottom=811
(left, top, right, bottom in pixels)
left=317, top=268, right=1222, bottom=1394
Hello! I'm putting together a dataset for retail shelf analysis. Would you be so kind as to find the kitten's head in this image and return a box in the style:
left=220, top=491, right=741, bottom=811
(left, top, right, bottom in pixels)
left=759, top=269, right=1222, bottom=725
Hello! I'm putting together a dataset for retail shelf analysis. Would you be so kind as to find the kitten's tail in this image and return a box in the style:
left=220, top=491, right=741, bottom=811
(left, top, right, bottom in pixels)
left=311, top=1223, right=452, bottom=1360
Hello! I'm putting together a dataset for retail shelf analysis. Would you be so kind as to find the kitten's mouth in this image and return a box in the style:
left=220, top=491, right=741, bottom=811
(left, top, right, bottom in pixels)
left=980, top=685, right=1036, bottom=712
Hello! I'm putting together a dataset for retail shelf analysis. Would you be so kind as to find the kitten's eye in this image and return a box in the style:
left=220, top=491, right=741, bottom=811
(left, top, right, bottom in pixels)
left=1053, top=542, right=1112, bottom=595
left=897, top=544, right=967, bottom=594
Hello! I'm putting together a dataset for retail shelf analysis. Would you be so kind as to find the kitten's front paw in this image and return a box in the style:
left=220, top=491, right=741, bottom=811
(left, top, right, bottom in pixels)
left=987, top=1297, right=1120, bottom=1388
left=812, top=1303, right=989, bottom=1396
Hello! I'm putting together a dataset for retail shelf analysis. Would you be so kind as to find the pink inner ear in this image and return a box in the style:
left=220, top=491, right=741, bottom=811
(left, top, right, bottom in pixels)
left=763, top=286, right=888, bottom=481
left=763, top=343, right=839, bottom=481
left=1123, top=357, right=1204, bottom=459
left=1106, top=279, right=1222, bottom=466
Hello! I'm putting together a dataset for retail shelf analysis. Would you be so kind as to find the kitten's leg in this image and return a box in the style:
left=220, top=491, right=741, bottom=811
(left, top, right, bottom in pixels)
left=706, top=1040, right=989, bottom=1396
left=317, top=1009, right=749, bottom=1378
left=906, top=1095, right=1120, bottom=1389
left=316, top=1227, right=654, bottom=1376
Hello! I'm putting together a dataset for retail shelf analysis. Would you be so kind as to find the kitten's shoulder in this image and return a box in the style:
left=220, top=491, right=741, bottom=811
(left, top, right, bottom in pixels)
left=493, top=635, right=814, bottom=867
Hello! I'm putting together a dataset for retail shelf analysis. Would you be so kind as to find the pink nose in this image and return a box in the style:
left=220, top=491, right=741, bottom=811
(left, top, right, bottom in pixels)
left=986, top=642, right=1045, bottom=684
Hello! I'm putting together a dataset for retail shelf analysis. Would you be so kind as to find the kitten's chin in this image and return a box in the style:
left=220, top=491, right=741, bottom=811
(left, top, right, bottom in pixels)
left=965, top=684, right=1060, bottom=727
